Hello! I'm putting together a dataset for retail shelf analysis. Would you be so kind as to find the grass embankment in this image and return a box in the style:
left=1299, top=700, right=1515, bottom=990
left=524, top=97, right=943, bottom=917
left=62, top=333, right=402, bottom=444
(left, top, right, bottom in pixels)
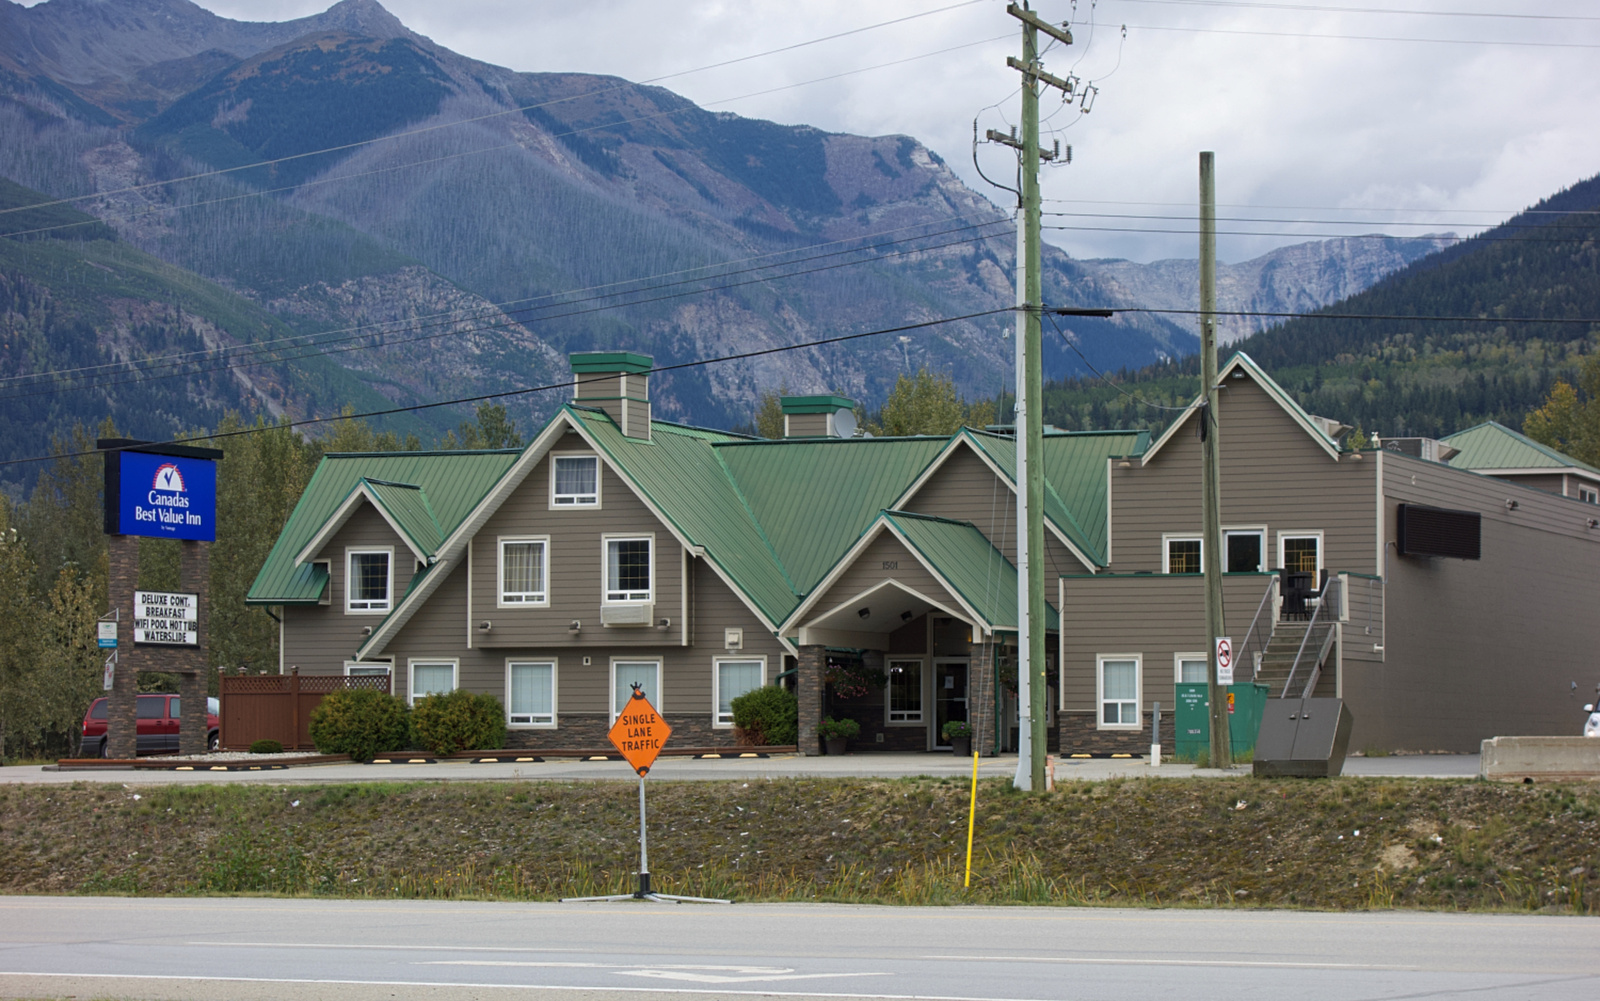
left=1, top=777, right=1595, bottom=913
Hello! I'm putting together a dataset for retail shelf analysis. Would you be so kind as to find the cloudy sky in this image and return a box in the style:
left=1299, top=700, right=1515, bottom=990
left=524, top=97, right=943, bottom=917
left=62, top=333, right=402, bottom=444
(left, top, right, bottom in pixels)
left=59, top=0, right=1600, bottom=263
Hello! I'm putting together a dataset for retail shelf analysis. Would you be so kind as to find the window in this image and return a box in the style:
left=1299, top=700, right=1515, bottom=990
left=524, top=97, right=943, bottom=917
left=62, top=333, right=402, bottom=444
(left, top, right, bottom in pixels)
left=1224, top=530, right=1265, bottom=573
left=1098, top=655, right=1140, bottom=729
left=344, top=661, right=392, bottom=678
left=499, top=537, right=548, bottom=606
left=508, top=660, right=556, bottom=727
left=612, top=660, right=661, bottom=720
left=1176, top=653, right=1208, bottom=684
left=1580, top=486, right=1598, bottom=505
left=551, top=454, right=599, bottom=506
left=886, top=659, right=924, bottom=723
left=605, top=536, right=652, bottom=602
left=346, top=549, right=392, bottom=613
left=409, top=660, right=456, bottom=704
left=714, top=658, right=764, bottom=726
left=1279, top=533, right=1322, bottom=574
left=136, top=695, right=167, bottom=719
left=1164, top=536, right=1201, bottom=574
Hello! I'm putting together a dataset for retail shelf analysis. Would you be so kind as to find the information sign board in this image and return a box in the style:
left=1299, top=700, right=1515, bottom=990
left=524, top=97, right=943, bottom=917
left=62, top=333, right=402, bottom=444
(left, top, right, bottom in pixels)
left=608, top=688, right=672, bottom=775
left=103, top=446, right=219, bottom=541
left=134, top=590, right=198, bottom=646
left=97, top=621, right=117, bottom=649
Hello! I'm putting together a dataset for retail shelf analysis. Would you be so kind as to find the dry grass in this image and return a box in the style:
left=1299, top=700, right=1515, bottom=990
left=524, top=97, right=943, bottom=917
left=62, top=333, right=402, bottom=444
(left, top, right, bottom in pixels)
left=0, top=776, right=1595, bottom=913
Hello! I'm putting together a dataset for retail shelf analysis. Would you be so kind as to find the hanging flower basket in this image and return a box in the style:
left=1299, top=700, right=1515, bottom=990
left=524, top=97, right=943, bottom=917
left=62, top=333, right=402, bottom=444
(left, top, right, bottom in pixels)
left=823, top=659, right=886, bottom=700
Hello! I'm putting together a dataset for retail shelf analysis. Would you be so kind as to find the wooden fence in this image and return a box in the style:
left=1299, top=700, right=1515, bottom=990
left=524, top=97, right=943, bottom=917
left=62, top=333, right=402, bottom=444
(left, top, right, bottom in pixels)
left=218, top=671, right=390, bottom=751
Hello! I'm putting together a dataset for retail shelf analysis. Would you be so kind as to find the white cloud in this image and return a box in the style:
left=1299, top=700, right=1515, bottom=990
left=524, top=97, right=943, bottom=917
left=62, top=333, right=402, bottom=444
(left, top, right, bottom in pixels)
left=34, top=0, right=1600, bottom=263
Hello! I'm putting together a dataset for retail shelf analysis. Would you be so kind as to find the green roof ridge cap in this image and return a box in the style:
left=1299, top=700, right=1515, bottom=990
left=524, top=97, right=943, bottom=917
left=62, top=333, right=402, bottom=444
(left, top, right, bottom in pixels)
left=570, top=351, right=652, bottom=374
left=780, top=394, right=856, bottom=414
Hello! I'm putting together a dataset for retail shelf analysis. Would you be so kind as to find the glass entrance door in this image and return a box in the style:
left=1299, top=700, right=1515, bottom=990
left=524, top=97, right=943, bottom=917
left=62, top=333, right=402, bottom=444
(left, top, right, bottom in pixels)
left=933, top=659, right=968, bottom=748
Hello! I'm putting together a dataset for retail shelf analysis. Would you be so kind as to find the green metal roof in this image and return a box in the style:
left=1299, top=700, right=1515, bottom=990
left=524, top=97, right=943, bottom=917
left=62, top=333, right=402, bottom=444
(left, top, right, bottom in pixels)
left=569, top=351, right=652, bottom=374
left=247, top=450, right=520, bottom=604
left=780, top=395, right=856, bottom=414
left=884, top=511, right=1059, bottom=631
left=1442, top=421, right=1600, bottom=476
left=361, top=479, right=444, bottom=556
left=716, top=437, right=948, bottom=596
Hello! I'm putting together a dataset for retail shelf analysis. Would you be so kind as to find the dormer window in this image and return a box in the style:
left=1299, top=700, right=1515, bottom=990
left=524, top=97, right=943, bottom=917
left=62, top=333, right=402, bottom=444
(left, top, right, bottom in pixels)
left=551, top=454, right=600, bottom=507
left=346, top=549, right=392, bottom=613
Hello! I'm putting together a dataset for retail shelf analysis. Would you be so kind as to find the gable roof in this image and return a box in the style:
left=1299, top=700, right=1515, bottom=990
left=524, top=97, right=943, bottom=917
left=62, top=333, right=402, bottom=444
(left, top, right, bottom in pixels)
left=885, top=511, right=1058, bottom=632
left=248, top=450, right=521, bottom=605
left=1442, top=421, right=1600, bottom=480
left=1142, top=351, right=1342, bottom=465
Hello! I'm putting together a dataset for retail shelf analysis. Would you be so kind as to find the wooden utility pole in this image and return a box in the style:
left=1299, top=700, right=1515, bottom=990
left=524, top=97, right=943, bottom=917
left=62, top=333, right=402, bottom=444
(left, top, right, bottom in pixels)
left=999, top=2, right=1071, bottom=792
left=1199, top=151, right=1232, bottom=768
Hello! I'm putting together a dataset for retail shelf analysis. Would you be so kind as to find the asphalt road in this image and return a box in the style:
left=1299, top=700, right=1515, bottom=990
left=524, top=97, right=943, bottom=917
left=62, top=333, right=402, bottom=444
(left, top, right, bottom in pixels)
left=0, top=896, right=1594, bottom=1001
left=3, top=751, right=1483, bottom=785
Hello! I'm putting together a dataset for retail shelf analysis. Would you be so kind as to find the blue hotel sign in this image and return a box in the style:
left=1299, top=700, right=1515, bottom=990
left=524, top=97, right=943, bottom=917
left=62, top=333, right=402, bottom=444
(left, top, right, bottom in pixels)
left=102, top=440, right=222, bottom=542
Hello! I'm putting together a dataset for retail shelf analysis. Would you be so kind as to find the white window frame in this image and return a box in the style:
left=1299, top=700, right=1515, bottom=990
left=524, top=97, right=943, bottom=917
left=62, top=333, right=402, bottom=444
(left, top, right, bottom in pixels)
left=1096, top=653, right=1142, bottom=731
left=343, top=659, right=393, bottom=678
left=1174, top=652, right=1208, bottom=686
left=712, top=656, right=766, bottom=728
left=603, top=533, right=654, bottom=604
left=497, top=535, right=550, bottom=607
left=885, top=658, right=925, bottom=725
left=1277, top=530, right=1324, bottom=574
left=550, top=452, right=601, bottom=508
left=506, top=659, right=558, bottom=728
left=313, top=559, right=331, bottom=605
left=1222, top=526, right=1267, bottom=573
left=345, top=547, right=393, bottom=614
left=610, top=658, right=662, bottom=721
left=407, top=658, right=458, bottom=705
left=1162, top=534, right=1202, bottom=574
left=1580, top=486, right=1599, bottom=505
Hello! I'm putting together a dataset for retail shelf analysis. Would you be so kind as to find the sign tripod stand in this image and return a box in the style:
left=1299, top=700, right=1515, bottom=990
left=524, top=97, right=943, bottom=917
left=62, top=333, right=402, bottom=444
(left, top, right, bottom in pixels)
left=561, top=685, right=730, bottom=905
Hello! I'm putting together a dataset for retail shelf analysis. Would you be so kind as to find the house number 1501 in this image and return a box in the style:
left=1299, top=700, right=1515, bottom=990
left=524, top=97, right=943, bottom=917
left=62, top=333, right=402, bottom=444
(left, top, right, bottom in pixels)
left=881, top=560, right=899, bottom=570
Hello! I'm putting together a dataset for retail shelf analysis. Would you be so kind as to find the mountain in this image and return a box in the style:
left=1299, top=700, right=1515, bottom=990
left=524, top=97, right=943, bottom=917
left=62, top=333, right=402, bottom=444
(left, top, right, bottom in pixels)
left=0, top=0, right=1441, bottom=464
left=1077, top=234, right=1456, bottom=344
left=1040, top=172, right=1600, bottom=439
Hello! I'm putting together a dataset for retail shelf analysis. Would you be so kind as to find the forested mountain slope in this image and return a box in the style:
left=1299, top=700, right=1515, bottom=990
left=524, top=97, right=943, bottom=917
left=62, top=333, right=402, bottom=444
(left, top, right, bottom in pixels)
left=1041, top=172, right=1600, bottom=439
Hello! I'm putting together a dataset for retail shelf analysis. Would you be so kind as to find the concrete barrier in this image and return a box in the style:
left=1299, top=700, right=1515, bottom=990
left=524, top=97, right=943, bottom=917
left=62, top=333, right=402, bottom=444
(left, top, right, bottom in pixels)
left=1480, top=736, right=1600, bottom=781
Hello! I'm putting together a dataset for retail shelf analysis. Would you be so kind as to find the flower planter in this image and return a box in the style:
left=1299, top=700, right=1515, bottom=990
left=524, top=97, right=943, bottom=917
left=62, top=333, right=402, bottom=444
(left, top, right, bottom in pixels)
left=824, top=736, right=849, bottom=756
left=950, top=736, right=972, bottom=757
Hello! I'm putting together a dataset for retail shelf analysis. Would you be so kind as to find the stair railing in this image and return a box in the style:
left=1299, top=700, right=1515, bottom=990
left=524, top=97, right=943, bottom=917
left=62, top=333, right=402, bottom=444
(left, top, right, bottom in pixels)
left=1281, top=575, right=1341, bottom=699
left=1238, top=574, right=1278, bottom=683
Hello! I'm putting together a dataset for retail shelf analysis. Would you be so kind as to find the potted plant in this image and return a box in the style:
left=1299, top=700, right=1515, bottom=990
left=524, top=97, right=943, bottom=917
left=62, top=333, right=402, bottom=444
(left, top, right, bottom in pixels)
left=817, top=716, right=860, bottom=755
left=942, top=719, right=974, bottom=757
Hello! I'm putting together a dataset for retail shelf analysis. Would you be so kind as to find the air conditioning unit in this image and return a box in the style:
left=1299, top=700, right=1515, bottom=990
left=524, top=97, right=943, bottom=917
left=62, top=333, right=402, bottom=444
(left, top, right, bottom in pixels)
left=600, top=603, right=653, bottom=627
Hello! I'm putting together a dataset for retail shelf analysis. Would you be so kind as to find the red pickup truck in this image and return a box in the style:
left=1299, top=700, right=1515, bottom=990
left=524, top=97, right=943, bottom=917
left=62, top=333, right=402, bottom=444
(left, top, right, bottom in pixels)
left=80, top=694, right=220, bottom=757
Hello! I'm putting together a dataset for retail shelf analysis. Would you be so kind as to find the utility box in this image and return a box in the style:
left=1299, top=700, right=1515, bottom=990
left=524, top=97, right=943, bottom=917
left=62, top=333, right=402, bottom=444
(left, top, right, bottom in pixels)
left=1173, top=683, right=1269, bottom=760
left=1253, top=697, right=1353, bottom=778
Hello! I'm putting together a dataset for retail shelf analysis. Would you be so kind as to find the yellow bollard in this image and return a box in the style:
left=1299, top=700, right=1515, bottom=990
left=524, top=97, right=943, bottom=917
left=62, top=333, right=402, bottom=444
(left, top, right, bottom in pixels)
left=963, top=749, right=979, bottom=888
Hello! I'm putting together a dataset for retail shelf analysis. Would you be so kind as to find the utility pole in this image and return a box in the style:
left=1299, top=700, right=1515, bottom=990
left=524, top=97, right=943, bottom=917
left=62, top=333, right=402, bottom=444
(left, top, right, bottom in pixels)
left=1199, top=151, right=1232, bottom=769
left=996, top=2, right=1071, bottom=792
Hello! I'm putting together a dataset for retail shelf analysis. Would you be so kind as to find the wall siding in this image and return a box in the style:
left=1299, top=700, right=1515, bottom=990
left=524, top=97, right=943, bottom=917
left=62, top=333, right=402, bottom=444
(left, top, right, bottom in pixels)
left=282, top=504, right=417, bottom=674
left=1343, top=452, right=1600, bottom=751
left=1109, top=378, right=1378, bottom=576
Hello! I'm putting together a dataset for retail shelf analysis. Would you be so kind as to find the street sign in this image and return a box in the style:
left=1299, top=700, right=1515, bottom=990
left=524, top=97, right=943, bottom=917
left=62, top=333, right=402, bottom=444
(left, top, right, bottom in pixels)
left=608, top=687, right=672, bottom=775
left=97, top=621, right=117, bottom=649
left=1215, top=636, right=1233, bottom=685
left=134, top=590, right=198, bottom=646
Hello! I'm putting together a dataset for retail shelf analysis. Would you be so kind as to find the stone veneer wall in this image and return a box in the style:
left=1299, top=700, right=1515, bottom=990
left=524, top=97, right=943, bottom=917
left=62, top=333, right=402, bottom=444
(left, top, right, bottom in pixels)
left=797, top=645, right=825, bottom=755
left=1059, top=711, right=1165, bottom=755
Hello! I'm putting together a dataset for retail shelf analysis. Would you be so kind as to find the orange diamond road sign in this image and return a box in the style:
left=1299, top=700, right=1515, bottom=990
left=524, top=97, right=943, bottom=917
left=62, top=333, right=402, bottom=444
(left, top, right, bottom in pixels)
left=608, top=688, right=672, bottom=775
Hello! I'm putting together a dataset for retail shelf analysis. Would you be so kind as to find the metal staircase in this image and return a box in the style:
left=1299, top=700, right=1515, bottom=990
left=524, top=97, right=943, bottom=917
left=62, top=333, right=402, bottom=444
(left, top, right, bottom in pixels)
left=1252, top=622, right=1337, bottom=698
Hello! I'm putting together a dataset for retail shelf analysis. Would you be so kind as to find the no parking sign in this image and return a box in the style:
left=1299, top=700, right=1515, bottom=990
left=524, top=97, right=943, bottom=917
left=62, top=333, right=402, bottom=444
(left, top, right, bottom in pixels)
left=1215, top=636, right=1233, bottom=685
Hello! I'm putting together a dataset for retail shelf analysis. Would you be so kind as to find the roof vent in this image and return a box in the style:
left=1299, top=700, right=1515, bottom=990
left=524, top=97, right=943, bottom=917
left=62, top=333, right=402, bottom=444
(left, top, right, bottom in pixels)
left=1380, top=437, right=1459, bottom=463
left=571, top=352, right=652, bottom=440
left=780, top=395, right=857, bottom=438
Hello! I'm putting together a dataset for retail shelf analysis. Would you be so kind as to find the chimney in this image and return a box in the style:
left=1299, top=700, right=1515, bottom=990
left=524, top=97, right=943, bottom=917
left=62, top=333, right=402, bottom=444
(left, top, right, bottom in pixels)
left=780, top=395, right=858, bottom=438
left=570, top=352, right=652, bottom=441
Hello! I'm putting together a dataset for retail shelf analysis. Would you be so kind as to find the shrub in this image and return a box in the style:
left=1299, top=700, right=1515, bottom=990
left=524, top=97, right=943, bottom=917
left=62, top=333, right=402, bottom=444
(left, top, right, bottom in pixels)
left=308, top=689, right=411, bottom=763
left=248, top=739, right=283, bottom=754
left=817, top=716, right=860, bottom=739
left=410, top=689, right=506, bottom=756
left=730, top=685, right=798, bottom=746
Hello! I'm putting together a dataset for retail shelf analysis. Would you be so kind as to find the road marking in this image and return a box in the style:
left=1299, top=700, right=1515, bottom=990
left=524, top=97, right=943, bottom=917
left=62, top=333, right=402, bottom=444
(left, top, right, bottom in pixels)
left=924, top=954, right=1412, bottom=970
left=423, top=961, right=892, bottom=984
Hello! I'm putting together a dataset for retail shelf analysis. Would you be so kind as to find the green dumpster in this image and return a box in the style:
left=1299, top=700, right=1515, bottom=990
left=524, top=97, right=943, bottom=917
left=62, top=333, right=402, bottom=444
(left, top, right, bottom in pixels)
left=1172, top=682, right=1269, bottom=760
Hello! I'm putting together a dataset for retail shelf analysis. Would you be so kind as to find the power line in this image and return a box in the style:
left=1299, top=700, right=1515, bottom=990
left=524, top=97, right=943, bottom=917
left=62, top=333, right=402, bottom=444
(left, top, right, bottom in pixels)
left=1109, top=0, right=1600, bottom=22
left=0, top=224, right=1015, bottom=403
left=1085, top=18, right=1600, bottom=48
left=1040, top=196, right=1600, bottom=216
left=1045, top=310, right=1191, bottom=411
left=1043, top=223, right=1589, bottom=243
left=1042, top=209, right=1595, bottom=230
left=1130, top=307, right=1600, bottom=324
left=0, top=307, right=1016, bottom=471
left=0, top=0, right=989, bottom=219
